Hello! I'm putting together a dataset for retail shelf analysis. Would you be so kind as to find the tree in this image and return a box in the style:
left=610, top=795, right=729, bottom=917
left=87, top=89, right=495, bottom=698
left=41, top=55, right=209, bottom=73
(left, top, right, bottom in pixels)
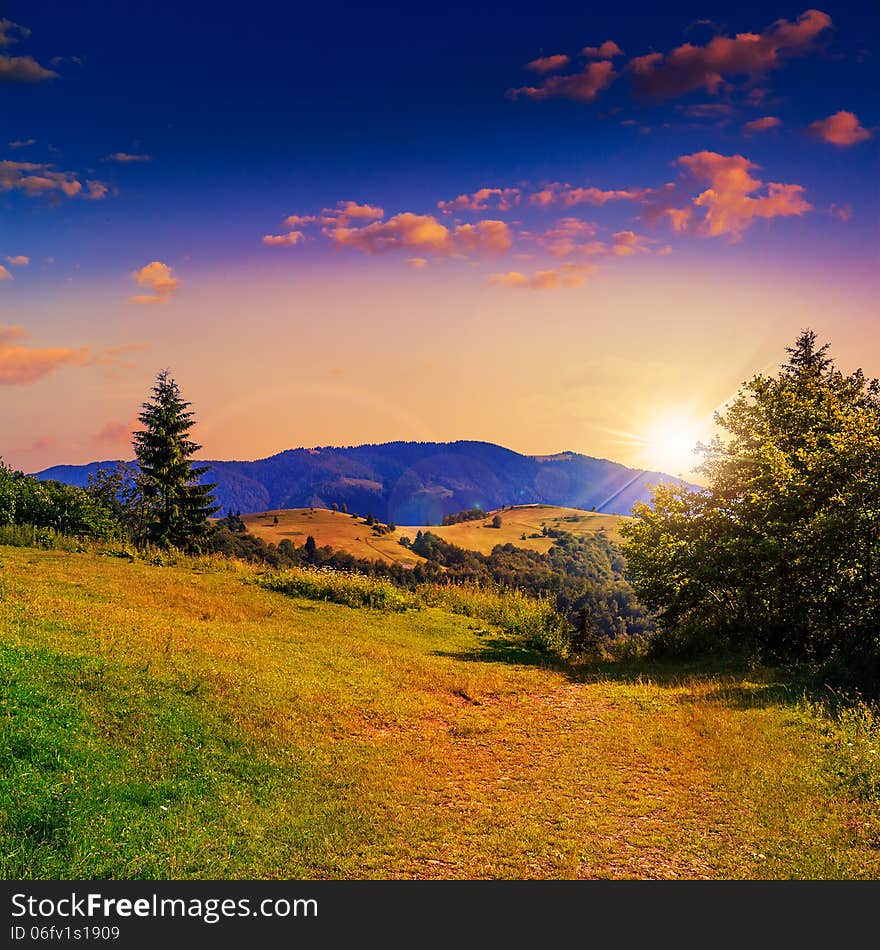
left=491, top=514, right=503, bottom=529
left=133, top=370, right=218, bottom=550
left=621, top=331, right=880, bottom=683
left=304, top=535, right=317, bottom=562
left=273, top=514, right=279, bottom=525
left=332, top=503, right=339, bottom=513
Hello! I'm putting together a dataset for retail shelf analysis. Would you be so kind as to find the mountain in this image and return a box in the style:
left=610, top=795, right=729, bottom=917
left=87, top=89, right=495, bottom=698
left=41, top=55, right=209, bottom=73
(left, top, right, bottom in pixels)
left=35, top=440, right=696, bottom=524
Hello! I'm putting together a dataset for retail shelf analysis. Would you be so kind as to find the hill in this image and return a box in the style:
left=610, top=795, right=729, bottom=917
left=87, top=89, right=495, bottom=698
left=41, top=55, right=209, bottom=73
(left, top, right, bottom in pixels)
left=2, top=545, right=878, bottom=879
left=241, top=504, right=622, bottom=563
left=35, top=440, right=696, bottom=524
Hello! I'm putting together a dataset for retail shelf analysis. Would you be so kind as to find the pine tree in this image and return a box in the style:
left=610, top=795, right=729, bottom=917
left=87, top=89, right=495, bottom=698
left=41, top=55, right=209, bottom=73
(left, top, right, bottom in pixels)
left=133, top=370, right=218, bottom=550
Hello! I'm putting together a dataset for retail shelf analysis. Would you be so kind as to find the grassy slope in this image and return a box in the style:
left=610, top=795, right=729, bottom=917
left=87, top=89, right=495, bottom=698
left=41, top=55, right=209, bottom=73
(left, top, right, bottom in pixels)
left=243, top=504, right=623, bottom=562
left=1, top=546, right=878, bottom=880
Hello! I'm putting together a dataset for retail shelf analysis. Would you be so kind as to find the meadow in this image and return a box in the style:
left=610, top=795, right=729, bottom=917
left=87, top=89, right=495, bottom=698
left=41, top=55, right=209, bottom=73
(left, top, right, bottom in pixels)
left=242, top=504, right=623, bottom=562
left=2, top=544, right=878, bottom=879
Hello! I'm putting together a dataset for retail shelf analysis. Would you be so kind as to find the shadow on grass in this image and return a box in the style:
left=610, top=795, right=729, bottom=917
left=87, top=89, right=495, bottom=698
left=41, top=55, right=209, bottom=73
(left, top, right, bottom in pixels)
left=434, top=636, right=810, bottom=710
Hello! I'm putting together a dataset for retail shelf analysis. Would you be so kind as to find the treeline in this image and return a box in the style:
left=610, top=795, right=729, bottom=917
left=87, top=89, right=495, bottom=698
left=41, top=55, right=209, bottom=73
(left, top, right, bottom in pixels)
left=441, top=507, right=486, bottom=526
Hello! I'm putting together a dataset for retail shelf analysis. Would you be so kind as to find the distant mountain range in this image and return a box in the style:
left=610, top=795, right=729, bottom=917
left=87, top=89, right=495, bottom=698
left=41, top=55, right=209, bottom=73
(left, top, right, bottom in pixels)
left=36, top=440, right=695, bottom=524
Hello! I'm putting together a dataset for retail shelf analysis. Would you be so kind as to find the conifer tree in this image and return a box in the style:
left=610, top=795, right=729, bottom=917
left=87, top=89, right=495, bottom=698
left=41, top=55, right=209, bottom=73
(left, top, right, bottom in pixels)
left=133, top=370, right=218, bottom=550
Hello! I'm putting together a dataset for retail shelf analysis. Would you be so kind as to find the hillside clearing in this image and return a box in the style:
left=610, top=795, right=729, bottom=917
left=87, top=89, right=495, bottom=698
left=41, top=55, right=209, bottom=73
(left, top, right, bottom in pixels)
left=1, top=546, right=878, bottom=879
left=242, top=504, right=623, bottom=562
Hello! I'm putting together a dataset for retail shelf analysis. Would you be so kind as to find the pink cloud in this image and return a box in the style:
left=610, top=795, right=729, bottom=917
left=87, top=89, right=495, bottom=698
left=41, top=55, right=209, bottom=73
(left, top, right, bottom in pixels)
left=582, top=41, right=623, bottom=59
left=0, top=54, right=56, bottom=82
left=95, top=418, right=137, bottom=447
left=509, top=60, right=616, bottom=102
left=321, top=201, right=384, bottom=226
left=438, top=187, right=521, bottom=213
left=104, top=152, right=152, bottom=163
left=526, top=54, right=571, bottom=74
left=30, top=434, right=56, bottom=452
left=807, top=110, right=872, bottom=146
left=629, top=9, right=832, bottom=99
left=6, top=255, right=29, bottom=266
left=0, top=325, right=89, bottom=385
left=743, top=115, right=781, bottom=134
left=0, top=265, right=12, bottom=282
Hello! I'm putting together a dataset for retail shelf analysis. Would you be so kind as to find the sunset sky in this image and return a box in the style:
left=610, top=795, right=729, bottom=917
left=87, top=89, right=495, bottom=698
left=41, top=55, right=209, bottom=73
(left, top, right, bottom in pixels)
left=2, top=2, right=877, bottom=477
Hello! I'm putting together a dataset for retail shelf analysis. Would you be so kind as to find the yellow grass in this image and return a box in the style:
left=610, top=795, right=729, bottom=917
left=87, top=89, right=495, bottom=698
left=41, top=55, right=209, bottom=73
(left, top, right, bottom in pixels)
left=242, top=504, right=623, bottom=561
left=2, top=545, right=878, bottom=879
left=241, top=508, right=426, bottom=565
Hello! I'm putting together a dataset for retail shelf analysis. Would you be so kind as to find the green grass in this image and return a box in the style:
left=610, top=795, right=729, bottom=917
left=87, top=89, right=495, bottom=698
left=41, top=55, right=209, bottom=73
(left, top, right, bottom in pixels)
left=1, top=545, right=878, bottom=879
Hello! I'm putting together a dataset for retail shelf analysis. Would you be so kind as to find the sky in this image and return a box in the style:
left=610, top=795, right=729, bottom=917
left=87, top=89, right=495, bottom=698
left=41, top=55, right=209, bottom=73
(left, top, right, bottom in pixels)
left=2, top=1, right=878, bottom=477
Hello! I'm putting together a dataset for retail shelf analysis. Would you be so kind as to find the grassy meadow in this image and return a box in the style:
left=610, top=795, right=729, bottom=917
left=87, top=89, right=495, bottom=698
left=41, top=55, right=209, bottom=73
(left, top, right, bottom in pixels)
left=2, top=544, right=878, bottom=879
left=243, top=504, right=623, bottom=561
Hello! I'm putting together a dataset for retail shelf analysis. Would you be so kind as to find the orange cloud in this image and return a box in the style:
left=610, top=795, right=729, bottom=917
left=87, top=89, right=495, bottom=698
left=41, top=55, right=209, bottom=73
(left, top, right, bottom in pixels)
left=262, top=231, right=304, bottom=246
left=526, top=54, right=571, bottom=74
left=0, top=18, right=29, bottom=47
left=0, top=265, right=12, bottom=282
left=489, top=263, right=597, bottom=290
left=406, top=257, right=428, bottom=268
left=129, top=261, right=180, bottom=304
left=6, top=255, right=29, bottom=266
left=0, top=325, right=89, bottom=385
left=283, top=213, right=317, bottom=228
left=0, top=160, right=107, bottom=200
left=30, top=434, right=56, bottom=452
left=0, top=54, right=56, bottom=82
left=537, top=217, right=602, bottom=257
left=529, top=183, right=645, bottom=207
left=328, top=212, right=512, bottom=258
left=321, top=201, right=384, bottom=226
left=438, top=187, right=521, bottom=213
left=509, top=60, right=616, bottom=102
left=582, top=41, right=623, bottom=59
left=743, top=115, right=781, bottom=134
left=807, top=110, right=872, bottom=146
left=649, top=151, right=812, bottom=241
left=629, top=9, right=831, bottom=99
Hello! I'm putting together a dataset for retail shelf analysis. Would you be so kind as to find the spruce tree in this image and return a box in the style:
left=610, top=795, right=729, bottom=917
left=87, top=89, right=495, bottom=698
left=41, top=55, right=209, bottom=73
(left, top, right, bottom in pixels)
left=133, top=370, right=218, bottom=550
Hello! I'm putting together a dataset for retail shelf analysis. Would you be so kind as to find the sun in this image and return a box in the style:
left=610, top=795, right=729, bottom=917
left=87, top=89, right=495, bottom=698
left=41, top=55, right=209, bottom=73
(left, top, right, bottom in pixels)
left=644, top=415, right=704, bottom=475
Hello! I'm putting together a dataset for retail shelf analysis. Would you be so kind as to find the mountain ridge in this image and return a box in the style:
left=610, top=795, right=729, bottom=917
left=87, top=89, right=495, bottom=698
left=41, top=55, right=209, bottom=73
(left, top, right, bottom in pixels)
left=35, top=439, right=697, bottom=524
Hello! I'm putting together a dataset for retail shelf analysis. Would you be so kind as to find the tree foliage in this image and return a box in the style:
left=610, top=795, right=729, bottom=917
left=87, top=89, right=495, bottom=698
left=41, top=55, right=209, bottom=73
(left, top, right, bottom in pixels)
left=621, top=331, right=880, bottom=683
left=133, top=370, right=218, bottom=550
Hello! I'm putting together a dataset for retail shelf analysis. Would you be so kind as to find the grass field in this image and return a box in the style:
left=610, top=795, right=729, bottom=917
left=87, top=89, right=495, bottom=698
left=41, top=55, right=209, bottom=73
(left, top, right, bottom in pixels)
left=1, top=545, right=878, bottom=879
left=242, top=504, right=622, bottom=561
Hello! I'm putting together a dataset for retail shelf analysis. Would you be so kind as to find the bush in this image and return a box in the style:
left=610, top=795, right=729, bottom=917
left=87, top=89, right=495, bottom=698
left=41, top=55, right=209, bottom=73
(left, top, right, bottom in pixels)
left=257, top=567, right=416, bottom=612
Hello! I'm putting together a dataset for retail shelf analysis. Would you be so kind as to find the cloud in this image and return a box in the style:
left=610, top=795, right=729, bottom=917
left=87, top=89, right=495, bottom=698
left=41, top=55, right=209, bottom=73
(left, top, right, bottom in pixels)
left=807, top=110, right=872, bottom=146
left=320, top=201, right=384, bottom=226
left=509, top=60, right=616, bottom=102
left=95, top=418, right=136, bottom=446
left=283, top=213, right=317, bottom=228
left=0, top=160, right=108, bottom=201
left=104, top=152, right=152, bottom=163
left=6, top=255, right=28, bottom=266
left=262, top=231, right=304, bottom=246
left=438, top=187, right=521, bottom=213
left=129, top=261, right=180, bottom=304
left=526, top=54, right=571, bottom=74
left=8, top=138, right=35, bottom=148
left=582, top=41, right=623, bottom=59
left=406, top=257, right=428, bottom=268
left=536, top=217, right=602, bottom=257
left=328, top=212, right=512, bottom=257
left=489, top=263, right=597, bottom=290
left=678, top=102, right=734, bottom=119
left=30, top=434, right=56, bottom=452
left=0, top=325, right=89, bottom=385
left=529, top=183, right=645, bottom=207
left=643, top=151, right=812, bottom=241
left=829, top=203, right=852, bottom=222
left=629, top=9, right=832, bottom=99
left=0, top=265, right=12, bottom=282
left=0, top=55, right=56, bottom=82
left=743, top=115, right=781, bottom=134
left=0, top=18, right=30, bottom=47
